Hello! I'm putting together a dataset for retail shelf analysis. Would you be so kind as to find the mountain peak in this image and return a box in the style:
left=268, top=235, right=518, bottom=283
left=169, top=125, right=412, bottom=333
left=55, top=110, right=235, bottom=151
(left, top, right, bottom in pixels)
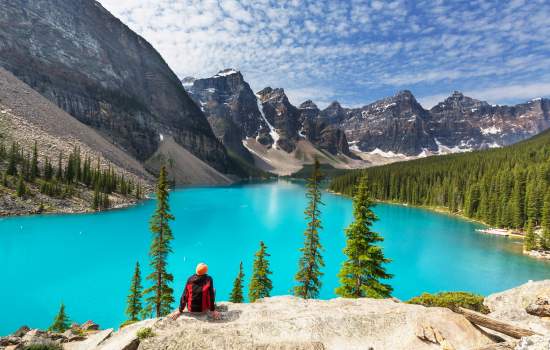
left=395, top=90, right=415, bottom=99
left=299, top=100, right=319, bottom=110
left=327, top=101, right=342, bottom=109
left=451, top=90, right=464, bottom=97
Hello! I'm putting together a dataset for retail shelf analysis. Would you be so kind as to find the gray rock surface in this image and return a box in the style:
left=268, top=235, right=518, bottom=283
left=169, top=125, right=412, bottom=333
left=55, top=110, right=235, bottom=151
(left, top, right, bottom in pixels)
left=485, top=280, right=550, bottom=335
left=96, top=296, right=494, bottom=350
left=515, top=335, right=550, bottom=350
left=0, top=0, right=233, bottom=176
left=63, top=329, right=113, bottom=350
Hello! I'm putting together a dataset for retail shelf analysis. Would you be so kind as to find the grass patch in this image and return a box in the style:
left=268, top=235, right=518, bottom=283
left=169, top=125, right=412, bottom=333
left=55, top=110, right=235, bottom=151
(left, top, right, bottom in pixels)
left=136, top=327, right=155, bottom=340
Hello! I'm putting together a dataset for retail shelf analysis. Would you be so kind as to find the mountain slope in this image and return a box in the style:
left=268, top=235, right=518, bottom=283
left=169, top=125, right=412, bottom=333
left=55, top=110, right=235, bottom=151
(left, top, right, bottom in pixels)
left=0, top=0, right=234, bottom=179
left=330, top=127, right=550, bottom=232
left=0, top=67, right=150, bottom=214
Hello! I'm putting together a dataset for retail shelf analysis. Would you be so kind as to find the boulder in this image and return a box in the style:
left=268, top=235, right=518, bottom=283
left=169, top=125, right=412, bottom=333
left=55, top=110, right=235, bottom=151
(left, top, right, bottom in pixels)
left=485, top=280, right=550, bottom=335
left=12, top=326, right=30, bottom=337
left=63, top=329, right=113, bottom=350
left=525, top=297, right=550, bottom=317
left=516, top=335, right=550, bottom=350
left=94, top=320, right=157, bottom=350
left=80, top=321, right=100, bottom=331
left=0, top=336, right=21, bottom=346
left=62, top=329, right=87, bottom=342
left=110, top=296, right=495, bottom=350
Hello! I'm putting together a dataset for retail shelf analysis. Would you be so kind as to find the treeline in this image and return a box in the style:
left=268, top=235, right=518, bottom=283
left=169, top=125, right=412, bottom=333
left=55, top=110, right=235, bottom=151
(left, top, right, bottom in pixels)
left=0, top=140, right=143, bottom=209
left=329, top=129, right=550, bottom=250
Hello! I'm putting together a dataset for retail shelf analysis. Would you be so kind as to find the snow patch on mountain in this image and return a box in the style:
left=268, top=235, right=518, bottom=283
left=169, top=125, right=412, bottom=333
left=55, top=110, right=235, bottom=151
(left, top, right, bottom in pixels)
left=256, top=95, right=280, bottom=148
left=435, top=138, right=472, bottom=154
left=369, top=148, right=407, bottom=158
left=480, top=126, right=501, bottom=135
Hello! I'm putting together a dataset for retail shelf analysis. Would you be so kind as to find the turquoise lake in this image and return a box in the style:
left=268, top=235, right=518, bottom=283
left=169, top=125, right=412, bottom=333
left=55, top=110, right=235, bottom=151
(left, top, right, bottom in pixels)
left=1, top=180, right=549, bottom=335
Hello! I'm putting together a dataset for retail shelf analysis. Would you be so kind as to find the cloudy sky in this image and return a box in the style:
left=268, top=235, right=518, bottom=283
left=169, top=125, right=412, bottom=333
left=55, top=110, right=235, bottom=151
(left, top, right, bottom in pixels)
left=98, top=0, right=550, bottom=109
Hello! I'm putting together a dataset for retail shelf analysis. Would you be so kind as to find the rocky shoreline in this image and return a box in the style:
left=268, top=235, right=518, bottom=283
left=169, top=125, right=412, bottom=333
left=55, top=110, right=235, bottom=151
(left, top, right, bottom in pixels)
left=0, top=190, right=145, bottom=217
left=2, top=280, right=549, bottom=350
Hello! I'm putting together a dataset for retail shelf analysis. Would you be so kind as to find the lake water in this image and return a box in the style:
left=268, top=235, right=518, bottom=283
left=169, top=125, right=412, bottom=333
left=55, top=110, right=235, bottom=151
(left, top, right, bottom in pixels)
left=1, top=180, right=549, bottom=335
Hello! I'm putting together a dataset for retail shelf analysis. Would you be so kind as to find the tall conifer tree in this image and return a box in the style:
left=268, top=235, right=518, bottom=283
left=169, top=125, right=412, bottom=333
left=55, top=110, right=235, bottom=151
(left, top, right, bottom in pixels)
left=249, top=241, right=272, bottom=302
left=523, top=219, right=536, bottom=251
left=229, top=261, right=245, bottom=303
left=126, top=262, right=143, bottom=321
left=49, top=303, right=70, bottom=333
left=294, top=159, right=324, bottom=299
left=143, top=166, right=175, bottom=317
left=30, top=141, right=39, bottom=181
left=336, top=176, right=393, bottom=298
left=541, top=191, right=550, bottom=250
left=7, top=142, right=18, bottom=176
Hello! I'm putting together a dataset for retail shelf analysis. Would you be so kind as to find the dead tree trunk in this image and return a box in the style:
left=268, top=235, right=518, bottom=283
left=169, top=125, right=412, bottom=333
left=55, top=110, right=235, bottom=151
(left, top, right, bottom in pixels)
left=457, top=307, right=539, bottom=339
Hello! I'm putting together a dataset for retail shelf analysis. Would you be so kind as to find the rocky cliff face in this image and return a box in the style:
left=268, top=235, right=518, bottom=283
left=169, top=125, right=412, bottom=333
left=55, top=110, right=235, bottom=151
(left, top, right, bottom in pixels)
left=429, top=92, right=550, bottom=150
left=185, top=69, right=265, bottom=162
left=299, top=100, right=352, bottom=156
left=0, top=0, right=233, bottom=176
left=187, top=70, right=352, bottom=159
left=334, top=90, right=437, bottom=155
left=256, top=87, right=301, bottom=152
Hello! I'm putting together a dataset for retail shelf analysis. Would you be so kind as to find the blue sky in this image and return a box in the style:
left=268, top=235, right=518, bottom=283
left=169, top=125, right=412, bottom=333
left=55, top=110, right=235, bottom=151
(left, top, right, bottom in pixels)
left=99, top=0, right=550, bottom=109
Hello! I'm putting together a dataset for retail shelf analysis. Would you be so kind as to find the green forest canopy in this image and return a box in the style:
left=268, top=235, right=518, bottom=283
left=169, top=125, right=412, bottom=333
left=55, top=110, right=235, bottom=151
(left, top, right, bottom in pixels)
left=329, top=128, right=550, bottom=231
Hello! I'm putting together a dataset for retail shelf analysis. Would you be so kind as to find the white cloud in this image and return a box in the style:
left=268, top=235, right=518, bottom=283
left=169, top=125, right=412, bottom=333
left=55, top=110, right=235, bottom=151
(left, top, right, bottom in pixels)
left=97, top=0, right=550, bottom=107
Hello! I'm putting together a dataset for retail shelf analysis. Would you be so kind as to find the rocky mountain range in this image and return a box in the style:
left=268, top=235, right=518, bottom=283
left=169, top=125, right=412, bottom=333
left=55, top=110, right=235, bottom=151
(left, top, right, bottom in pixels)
left=185, top=69, right=352, bottom=159
left=319, top=90, right=550, bottom=156
left=0, top=0, right=243, bottom=184
left=187, top=70, right=550, bottom=161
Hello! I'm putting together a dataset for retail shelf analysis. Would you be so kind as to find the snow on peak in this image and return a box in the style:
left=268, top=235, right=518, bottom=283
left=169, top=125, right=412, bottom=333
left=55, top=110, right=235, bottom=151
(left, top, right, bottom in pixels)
left=215, top=68, right=238, bottom=77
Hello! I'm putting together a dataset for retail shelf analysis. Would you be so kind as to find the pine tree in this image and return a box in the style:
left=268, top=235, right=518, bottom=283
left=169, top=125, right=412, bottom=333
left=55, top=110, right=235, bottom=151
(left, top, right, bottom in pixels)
left=249, top=241, right=272, bottom=302
left=92, top=185, right=101, bottom=210
left=126, top=262, right=143, bottom=321
left=55, top=152, right=63, bottom=180
left=294, top=159, right=324, bottom=299
left=229, top=261, right=245, bottom=303
left=523, top=219, right=536, bottom=251
left=49, top=303, right=70, bottom=333
left=30, top=141, right=39, bottom=181
left=336, top=176, right=393, bottom=298
left=7, top=142, right=18, bottom=176
left=16, top=174, right=26, bottom=197
left=540, top=191, right=550, bottom=250
left=143, top=166, right=175, bottom=317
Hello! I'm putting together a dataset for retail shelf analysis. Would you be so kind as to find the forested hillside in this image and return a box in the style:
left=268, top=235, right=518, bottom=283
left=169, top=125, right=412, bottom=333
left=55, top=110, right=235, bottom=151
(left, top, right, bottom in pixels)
left=330, top=129, right=550, bottom=237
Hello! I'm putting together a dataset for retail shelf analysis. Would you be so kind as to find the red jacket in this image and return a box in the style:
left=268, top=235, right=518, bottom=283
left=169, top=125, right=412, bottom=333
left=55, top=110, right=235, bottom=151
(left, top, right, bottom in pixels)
left=179, top=274, right=216, bottom=312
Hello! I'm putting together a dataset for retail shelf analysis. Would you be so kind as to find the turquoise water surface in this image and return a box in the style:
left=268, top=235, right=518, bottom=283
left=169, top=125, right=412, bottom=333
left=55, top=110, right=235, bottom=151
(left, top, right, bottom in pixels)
left=1, top=180, right=549, bottom=335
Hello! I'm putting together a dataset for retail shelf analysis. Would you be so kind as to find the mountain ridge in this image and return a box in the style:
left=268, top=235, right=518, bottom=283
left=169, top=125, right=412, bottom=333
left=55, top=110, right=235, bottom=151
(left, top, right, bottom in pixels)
left=184, top=69, right=550, bottom=161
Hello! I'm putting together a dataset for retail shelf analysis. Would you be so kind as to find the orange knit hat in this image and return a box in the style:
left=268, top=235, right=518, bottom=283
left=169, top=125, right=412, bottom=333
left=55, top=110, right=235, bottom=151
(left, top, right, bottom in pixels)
left=196, top=263, right=208, bottom=275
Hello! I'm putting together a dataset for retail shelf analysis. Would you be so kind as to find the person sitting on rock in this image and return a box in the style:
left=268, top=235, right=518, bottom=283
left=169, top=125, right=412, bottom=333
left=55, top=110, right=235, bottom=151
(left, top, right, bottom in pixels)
left=169, top=262, right=221, bottom=320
